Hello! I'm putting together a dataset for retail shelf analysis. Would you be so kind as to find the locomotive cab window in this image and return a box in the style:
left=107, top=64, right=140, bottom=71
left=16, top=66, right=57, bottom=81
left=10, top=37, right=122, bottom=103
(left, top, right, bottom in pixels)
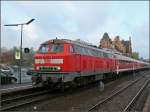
left=50, top=44, right=64, bottom=52
left=39, top=44, right=49, bottom=53
left=39, top=44, right=64, bottom=53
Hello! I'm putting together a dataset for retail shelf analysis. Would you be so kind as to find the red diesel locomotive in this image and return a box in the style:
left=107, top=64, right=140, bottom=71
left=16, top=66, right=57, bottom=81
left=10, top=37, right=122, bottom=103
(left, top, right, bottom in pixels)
left=32, top=39, right=149, bottom=87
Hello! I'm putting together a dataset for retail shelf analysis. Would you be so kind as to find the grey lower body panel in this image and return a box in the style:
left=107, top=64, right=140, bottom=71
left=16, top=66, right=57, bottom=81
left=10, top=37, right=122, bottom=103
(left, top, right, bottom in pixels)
left=32, top=70, right=112, bottom=85
left=32, top=71, right=80, bottom=83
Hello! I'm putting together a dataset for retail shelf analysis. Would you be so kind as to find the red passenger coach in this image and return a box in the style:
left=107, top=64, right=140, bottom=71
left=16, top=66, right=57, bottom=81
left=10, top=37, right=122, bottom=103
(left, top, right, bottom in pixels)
left=32, top=39, right=149, bottom=87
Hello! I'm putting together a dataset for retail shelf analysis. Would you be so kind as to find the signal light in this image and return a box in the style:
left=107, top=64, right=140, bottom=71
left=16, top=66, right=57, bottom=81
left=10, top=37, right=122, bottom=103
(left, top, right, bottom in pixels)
left=24, top=48, right=30, bottom=53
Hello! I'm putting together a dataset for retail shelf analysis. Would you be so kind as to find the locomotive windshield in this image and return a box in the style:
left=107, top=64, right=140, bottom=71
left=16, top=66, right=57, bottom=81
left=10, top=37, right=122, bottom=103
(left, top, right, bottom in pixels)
left=39, top=44, right=49, bottom=53
left=38, top=44, right=64, bottom=53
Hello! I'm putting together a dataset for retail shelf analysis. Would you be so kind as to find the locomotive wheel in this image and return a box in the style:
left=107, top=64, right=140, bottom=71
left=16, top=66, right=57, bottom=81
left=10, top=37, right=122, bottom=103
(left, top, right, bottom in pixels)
left=71, top=81, right=78, bottom=89
left=60, top=82, right=65, bottom=92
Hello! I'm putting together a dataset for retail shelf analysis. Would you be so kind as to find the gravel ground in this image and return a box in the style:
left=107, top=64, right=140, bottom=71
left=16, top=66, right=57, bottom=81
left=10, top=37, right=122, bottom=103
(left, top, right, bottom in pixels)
left=143, top=86, right=150, bottom=112
left=130, top=79, right=150, bottom=111
left=94, top=75, right=150, bottom=112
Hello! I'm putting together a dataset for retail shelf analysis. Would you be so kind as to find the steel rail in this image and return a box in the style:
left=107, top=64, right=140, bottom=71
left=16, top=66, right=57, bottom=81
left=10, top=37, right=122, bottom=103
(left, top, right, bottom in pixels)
left=1, top=89, right=51, bottom=103
left=1, top=95, right=49, bottom=111
left=88, top=75, right=145, bottom=111
left=0, top=90, right=52, bottom=111
left=122, top=79, right=150, bottom=112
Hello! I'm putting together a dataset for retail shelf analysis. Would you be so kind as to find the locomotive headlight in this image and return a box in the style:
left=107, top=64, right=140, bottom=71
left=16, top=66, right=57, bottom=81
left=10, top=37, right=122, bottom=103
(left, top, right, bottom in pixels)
left=36, top=66, right=40, bottom=70
left=56, top=66, right=61, bottom=70
left=39, top=66, right=61, bottom=71
left=50, top=59, right=63, bottom=64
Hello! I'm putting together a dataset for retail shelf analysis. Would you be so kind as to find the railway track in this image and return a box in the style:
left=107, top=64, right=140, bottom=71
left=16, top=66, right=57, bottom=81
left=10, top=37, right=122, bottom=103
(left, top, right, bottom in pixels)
left=88, top=73, right=150, bottom=112
left=0, top=88, right=53, bottom=111
left=123, top=76, right=150, bottom=112
left=1, top=70, right=149, bottom=111
left=0, top=82, right=99, bottom=111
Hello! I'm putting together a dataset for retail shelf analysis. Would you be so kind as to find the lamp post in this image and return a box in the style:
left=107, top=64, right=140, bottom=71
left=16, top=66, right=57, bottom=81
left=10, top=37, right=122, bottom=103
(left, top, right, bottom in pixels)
left=4, top=19, right=35, bottom=84
left=0, top=23, right=1, bottom=87
left=0, top=26, right=1, bottom=63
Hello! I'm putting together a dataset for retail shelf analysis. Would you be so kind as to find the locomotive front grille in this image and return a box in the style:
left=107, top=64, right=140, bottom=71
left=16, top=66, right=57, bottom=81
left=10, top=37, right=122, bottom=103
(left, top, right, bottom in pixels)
left=39, top=66, right=61, bottom=71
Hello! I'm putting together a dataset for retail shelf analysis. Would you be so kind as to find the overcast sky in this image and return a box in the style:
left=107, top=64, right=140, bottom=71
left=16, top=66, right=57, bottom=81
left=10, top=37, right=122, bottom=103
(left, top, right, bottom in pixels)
left=1, top=1, right=149, bottom=59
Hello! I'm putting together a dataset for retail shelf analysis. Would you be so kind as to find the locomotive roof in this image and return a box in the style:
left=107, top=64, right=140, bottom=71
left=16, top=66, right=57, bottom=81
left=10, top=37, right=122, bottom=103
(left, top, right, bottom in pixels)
left=42, top=39, right=113, bottom=53
left=42, top=39, right=149, bottom=65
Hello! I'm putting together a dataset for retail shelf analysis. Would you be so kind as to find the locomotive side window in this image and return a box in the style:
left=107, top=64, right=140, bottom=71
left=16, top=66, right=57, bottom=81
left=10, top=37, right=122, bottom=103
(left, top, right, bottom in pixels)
left=85, top=48, right=91, bottom=56
left=73, top=45, right=85, bottom=54
left=70, top=45, right=74, bottom=53
left=81, top=47, right=87, bottom=55
left=92, top=50, right=98, bottom=57
left=95, top=51, right=99, bottom=57
left=72, top=44, right=111, bottom=58
left=83, top=48, right=88, bottom=55
left=103, top=52, right=110, bottom=58
left=73, top=45, right=81, bottom=53
left=107, top=53, right=113, bottom=58
left=87, top=49, right=93, bottom=56
left=90, top=50, right=94, bottom=56
left=98, top=52, right=104, bottom=57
